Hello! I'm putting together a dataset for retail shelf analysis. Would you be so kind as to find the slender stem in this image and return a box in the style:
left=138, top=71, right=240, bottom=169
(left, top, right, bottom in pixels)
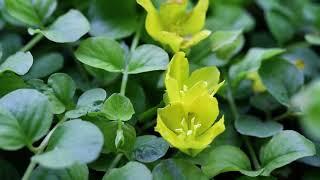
left=22, top=118, right=67, bottom=180
left=272, top=110, right=303, bottom=121
left=20, top=33, right=44, bottom=52
left=120, top=24, right=142, bottom=96
left=225, top=77, right=261, bottom=169
left=106, top=154, right=123, bottom=173
left=243, top=136, right=261, bottom=170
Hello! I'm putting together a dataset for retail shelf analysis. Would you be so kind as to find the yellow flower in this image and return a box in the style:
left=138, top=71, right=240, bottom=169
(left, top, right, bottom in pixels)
left=247, top=71, right=266, bottom=93
left=155, top=52, right=225, bottom=156
left=165, top=52, right=224, bottom=106
left=137, top=0, right=211, bottom=52
left=155, top=93, right=225, bottom=156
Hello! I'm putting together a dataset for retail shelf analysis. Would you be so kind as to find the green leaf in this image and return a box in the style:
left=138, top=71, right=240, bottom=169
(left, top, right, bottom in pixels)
left=29, top=10, right=90, bottom=43
left=4, top=0, right=42, bottom=27
left=210, top=30, right=244, bottom=60
left=24, top=52, right=64, bottom=79
left=229, top=48, right=285, bottom=87
left=250, top=92, right=281, bottom=112
left=260, top=130, right=316, bottom=176
left=48, top=73, right=76, bottom=108
left=103, top=161, right=152, bottom=180
left=32, top=119, right=104, bottom=168
left=305, top=34, right=320, bottom=46
left=266, top=10, right=295, bottom=44
left=0, top=72, right=27, bottom=97
left=153, top=159, right=209, bottom=180
left=89, top=154, right=113, bottom=172
left=32, top=0, right=57, bottom=22
left=0, top=33, right=22, bottom=63
left=202, top=145, right=262, bottom=177
left=30, top=164, right=88, bottom=180
left=235, top=115, right=283, bottom=138
left=75, top=37, right=125, bottom=72
left=206, top=4, right=255, bottom=32
left=292, top=81, right=320, bottom=139
left=88, top=120, right=136, bottom=154
left=132, top=135, right=169, bottom=163
left=0, top=89, right=52, bottom=150
left=127, top=45, right=169, bottom=74
left=0, top=159, right=20, bottom=180
left=259, top=58, right=304, bottom=106
left=102, top=93, right=135, bottom=121
left=0, top=51, right=33, bottom=75
left=88, top=0, right=138, bottom=39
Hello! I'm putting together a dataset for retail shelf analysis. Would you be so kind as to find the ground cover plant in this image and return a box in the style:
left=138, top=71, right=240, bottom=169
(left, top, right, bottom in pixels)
left=0, top=0, right=320, bottom=179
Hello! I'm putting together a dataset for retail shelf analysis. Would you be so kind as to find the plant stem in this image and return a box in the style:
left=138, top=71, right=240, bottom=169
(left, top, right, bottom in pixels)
left=120, top=24, right=141, bottom=96
left=243, top=136, right=261, bottom=170
left=106, top=154, right=123, bottom=173
left=225, top=77, right=261, bottom=170
left=138, top=101, right=164, bottom=123
left=21, top=118, right=67, bottom=180
left=20, top=33, right=44, bottom=52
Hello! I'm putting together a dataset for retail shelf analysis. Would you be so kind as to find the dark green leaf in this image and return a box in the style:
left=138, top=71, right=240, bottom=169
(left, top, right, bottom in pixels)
left=235, top=115, right=283, bottom=138
left=132, top=135, right=169, bottom=163
left=30, top=164, right=88, bottom=180
left=260, top=130, right=316, bottom=176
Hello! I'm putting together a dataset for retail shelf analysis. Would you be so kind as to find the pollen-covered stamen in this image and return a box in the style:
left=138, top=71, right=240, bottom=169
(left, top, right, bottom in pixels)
left=183, top=85, right=188, bottom=91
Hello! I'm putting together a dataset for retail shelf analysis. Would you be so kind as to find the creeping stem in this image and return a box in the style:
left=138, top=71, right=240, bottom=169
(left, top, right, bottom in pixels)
left=20, top=33, right=44, bottom=52
left=225, top=75, right=261, bottom=170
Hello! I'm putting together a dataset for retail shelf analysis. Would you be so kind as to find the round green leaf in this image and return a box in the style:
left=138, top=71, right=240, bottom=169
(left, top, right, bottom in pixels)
left=77, top=88, right=106, bottom=107
left=75, top=37, right=125, bottom=72
left=0, top=51, right=33, bottom=75
left=235, top=115, right=283, bottom=138
left=0, top=89, right=53, bottom=150
left=259, top=58, right=304, bottom=107
left=260, top=130, right=316, bottom=176
left=153, top=159, right=209, bottom=180
left=30, top=164, right=88, bottom=180
left=102, top=93, right=135, bottom=121
left=32, top=119, right=104, bottom=168
left=88, top=120, right=136, bottom=154
left=29, top=10, right=90, bottom=43
left=127, top=45, right=169, bottom=74
left=24, top=52, right=64, bottom=79
left=305, top=34, right=320, bottom=45
left=32, top=0, right=57, bottom=23
left=202, top=145, right=262, bottom=178
left=48, top=73, right=76, bottom=108
left=132, top=135, right=169, bottom=163
left=103, top=161, right=152, bottom=180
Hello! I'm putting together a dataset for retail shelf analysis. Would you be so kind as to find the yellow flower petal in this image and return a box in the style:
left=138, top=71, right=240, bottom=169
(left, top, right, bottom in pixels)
left=181, top=30, right=211, bottom=49
left=159, top=0, right=188, bottom=32
left=188, top=93, right=220, bottom=135
left=180, top=0, right=209, bottom=35
left=158, top=31, right=184, bottom=52
left=185, top=66, right=220, bottom=94
left=247, top=71, right=266, bottom=93
left=158, top=103, right=186, bottom=132
left=197, top=116, right=225, bottom=148
left=165, top=52, right=189, bottom=90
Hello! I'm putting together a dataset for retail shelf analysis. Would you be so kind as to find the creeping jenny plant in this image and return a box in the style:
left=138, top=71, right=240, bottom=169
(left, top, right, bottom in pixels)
left=156, top=52, right=225, bottom=156
left=137, top=0, right=211, bottom=52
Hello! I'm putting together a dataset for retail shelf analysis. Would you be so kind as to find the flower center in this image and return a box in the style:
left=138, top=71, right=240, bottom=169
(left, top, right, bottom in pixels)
left=174, top=114, right=201, bottom=140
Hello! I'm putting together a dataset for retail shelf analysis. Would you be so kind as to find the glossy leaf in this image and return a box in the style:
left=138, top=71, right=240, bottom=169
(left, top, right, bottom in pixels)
left=102, top=93, right=135, bottom=121
left=103, top=161, right=152, bottom=180
left=0, top=51, right=33, bottom=75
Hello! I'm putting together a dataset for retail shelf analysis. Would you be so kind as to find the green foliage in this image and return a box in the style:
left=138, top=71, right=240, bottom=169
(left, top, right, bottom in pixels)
left=0, top=0, right=320, bottom=179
